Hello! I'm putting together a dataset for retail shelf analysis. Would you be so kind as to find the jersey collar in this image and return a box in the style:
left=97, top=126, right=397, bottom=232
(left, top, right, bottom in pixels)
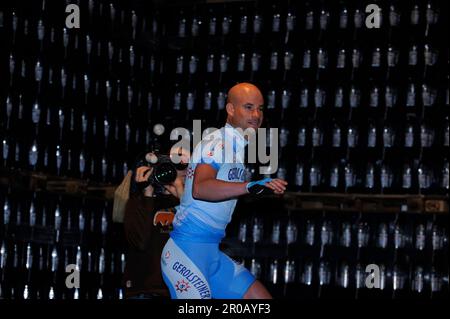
left=224, top=123, right=248, bottom=149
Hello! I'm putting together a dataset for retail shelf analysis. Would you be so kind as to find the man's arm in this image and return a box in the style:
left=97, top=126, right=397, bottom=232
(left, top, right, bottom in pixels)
left=192, top=164, right=247, bottom=201
left=192, top=164, right=288, bottom=201
left=124, top=165, right=181, bottom=251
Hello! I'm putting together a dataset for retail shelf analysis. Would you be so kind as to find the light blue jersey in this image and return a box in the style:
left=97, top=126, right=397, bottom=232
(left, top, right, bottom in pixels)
left=162, top=123, right=256, bottom=299
left=171, top=123, right=248, bottom=243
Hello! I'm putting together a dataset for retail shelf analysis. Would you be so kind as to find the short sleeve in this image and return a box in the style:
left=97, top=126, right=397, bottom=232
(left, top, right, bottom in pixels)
left=199, top=138, right=224, bottom=171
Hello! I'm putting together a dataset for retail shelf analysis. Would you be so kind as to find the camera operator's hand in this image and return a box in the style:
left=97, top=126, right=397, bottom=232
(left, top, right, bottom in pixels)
left=135, top=166, right=154, bottom=197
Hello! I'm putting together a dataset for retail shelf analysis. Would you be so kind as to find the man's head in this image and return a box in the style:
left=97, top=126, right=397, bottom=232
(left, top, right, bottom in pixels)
left=226, top=83, right=264, bottom=132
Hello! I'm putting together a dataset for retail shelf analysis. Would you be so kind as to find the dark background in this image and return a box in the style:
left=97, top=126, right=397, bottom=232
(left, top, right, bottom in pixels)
left=0, top=0, right=448, bottom=300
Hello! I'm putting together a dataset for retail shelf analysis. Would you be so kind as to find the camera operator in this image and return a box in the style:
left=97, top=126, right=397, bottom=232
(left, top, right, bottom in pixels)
left=123, top=150, right=188, bottom=299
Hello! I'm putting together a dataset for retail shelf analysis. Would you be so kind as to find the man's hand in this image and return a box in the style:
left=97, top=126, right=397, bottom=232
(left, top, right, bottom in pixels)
left=135, top=166, right=154, bottom=197
left=265, top=178, right=288, bottom=194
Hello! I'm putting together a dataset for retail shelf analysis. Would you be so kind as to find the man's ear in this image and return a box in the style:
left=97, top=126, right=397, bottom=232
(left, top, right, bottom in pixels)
left=226, top=102, right=234, bottom=117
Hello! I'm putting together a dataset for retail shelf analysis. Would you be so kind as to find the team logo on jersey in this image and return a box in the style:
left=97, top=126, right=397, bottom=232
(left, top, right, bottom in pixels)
left=172, top=261, right=211, bottom=298
left=228, top=167, right=245, bottom=181
left=186, top=167, right=194, bottom=179
left=165, top=251, right=170, bottom=259
left=175, top=279, right=190, bottom=293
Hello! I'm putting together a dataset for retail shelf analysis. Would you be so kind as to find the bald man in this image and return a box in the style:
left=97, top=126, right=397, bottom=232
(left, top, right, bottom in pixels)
left=161, top=83, right=287, bottom=299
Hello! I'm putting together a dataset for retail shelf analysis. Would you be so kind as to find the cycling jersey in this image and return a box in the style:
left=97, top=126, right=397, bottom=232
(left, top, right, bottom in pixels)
left=171, top=123, right=248, bottom=243
left=161, top=123, right=256, bottom=299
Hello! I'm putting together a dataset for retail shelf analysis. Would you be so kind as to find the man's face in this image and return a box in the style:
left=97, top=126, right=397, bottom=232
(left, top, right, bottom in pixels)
left=229, top=93, right=264, bottom=131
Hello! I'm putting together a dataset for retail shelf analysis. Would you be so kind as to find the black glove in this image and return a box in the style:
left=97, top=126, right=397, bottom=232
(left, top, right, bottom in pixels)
left=246, top=178, right=274, bottom=195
